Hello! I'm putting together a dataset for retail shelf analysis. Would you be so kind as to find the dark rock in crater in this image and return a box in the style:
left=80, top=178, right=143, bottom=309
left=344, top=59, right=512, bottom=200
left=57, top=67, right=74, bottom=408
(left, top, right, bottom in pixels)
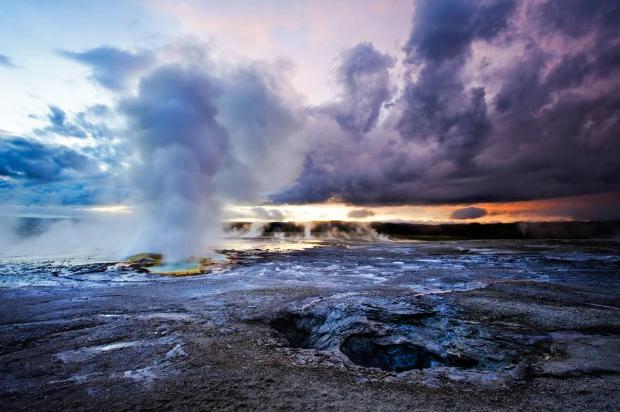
left=340, top=334, right=444, bottom=371
left=269, top=295, right=528, bottom=374
left=270, top=313, right=326, bottom=349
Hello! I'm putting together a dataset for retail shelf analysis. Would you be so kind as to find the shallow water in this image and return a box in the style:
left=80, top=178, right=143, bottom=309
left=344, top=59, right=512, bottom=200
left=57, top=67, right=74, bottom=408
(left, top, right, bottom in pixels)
left=1, top=238, right=619, bottom=294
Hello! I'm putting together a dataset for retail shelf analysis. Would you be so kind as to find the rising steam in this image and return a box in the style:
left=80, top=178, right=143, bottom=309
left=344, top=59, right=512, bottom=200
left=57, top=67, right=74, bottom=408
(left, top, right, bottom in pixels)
left=121, top=53, right=304, bottom=261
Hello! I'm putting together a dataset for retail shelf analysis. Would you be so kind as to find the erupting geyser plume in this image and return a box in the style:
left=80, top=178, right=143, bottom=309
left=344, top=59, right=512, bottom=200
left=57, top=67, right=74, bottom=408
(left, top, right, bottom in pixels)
left=121, top=52, right=304, bottom=262
left=122, top=66, right=228, bottom=262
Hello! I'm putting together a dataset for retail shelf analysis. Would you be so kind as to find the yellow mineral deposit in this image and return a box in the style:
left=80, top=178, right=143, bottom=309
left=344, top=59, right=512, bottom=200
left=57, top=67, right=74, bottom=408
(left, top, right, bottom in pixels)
left=123, top=252, right=232, bottom=276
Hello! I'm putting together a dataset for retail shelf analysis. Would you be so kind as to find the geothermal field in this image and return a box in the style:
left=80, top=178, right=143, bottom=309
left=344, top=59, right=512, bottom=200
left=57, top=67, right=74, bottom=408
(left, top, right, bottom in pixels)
left=1, top=223, right=619, bottom=410
left=2, top=0, right=620, bottom=410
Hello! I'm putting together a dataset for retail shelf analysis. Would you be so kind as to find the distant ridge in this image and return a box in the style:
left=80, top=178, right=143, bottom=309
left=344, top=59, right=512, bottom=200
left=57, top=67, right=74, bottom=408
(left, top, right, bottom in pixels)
left=6, top=217, right=620, bottom=240
left=228, top=221, right=620, bottom=240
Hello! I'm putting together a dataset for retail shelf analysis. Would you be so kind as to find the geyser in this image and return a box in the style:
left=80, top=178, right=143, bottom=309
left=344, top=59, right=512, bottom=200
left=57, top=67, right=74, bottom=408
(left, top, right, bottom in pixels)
left=120, top=50, right=304, bottom=262
left=122, top=65, right=229, bottom=262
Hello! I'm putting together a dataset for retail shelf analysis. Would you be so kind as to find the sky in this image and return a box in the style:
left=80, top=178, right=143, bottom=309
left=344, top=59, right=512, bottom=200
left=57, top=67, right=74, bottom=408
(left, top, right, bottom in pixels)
left=1, top=0, right=619, bottom=225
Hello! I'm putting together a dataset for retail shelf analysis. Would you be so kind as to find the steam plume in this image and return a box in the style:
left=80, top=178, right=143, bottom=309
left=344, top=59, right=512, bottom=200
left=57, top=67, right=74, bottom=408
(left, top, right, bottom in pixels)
left=120, top=54, right=303, bottom=261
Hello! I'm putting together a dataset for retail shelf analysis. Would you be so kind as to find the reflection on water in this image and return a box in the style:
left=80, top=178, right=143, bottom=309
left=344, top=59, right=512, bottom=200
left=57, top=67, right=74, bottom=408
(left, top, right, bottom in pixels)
left=217, top=237, right=323, bottom=252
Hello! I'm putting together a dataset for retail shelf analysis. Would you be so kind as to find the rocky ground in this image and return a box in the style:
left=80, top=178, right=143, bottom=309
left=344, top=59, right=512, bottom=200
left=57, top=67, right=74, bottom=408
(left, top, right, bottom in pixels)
left=1, top=240, right=619, bottom=410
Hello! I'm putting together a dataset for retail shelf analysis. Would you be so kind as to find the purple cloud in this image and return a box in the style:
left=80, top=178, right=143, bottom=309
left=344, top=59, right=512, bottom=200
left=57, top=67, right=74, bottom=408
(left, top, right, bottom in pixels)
left=276, top=0, right=620, bottom=210
left=450, top=206, right=488, bottom=220
left=348, top=209, right=375, bottom=219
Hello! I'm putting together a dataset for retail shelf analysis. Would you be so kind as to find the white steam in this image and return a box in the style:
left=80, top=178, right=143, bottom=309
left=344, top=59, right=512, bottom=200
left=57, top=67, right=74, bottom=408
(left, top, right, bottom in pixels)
left=121, top=54, right=305, bottom=261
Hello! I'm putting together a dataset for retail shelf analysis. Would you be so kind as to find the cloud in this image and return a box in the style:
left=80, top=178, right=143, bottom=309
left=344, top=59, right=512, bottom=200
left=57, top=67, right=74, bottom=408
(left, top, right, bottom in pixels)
left=450, top=206, right=487, bottom=220
left=0, top=136, right=110, bottom=205
left=37, top=106, right=87, bottom=138
left=0, top=137, right=92, bottom=182
left=348, top=208, right=375, bottom=219
left=5, top=1, right=620, bottom=227
left=332, top=42, right=395, bottom=137
left=59, top=46, right=155, bottom=90
left=404, top=0, right=515, bottom=64
left=251, top=207, right=287, bottom=221
left=0, top=53, right=17, bottom=68
left=28, top=104, right=119, bottom=158
left=535, top=0, right=620, bottom=38
left=276, top=0, right=620, bottom=207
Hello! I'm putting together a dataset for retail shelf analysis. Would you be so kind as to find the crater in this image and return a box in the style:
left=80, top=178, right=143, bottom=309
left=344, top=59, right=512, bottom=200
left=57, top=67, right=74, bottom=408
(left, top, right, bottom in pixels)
left=270, top=313, right=327, bottom=349
left=340, top=335, right=441, bottom=371
left=270, top=310, right=479, bottom=372
left=341, top=334, right=477, bottom=371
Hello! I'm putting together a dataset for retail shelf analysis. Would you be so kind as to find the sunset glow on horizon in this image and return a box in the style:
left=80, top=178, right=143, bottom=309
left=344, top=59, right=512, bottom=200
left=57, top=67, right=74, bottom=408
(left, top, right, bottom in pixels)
left=227, top=192, right=620, bottom=223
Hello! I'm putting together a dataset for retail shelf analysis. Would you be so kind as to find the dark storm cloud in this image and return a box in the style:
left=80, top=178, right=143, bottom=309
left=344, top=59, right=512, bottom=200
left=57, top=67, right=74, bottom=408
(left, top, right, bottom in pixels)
left=450, top=206, right=487, bottom=220
left=397, top=60, right=491, bottom=166
left=348, top=209, right=375, bottom=219
left=332, top=42, right=395, bottom=137
left=554, top=193, right=620, bottom=221
left=403, top=0, right=516, bottom=64
left=0, top=53, right=17, bottom=68
left=535, top=0, right=620, bottom=38
left=396, top=0, right=509, bottom=162
left=59, top=46, right=155, bottom=90
left=0, top=129, right=120, bottom=205
left=0, top=137, right=91, bottom=182
left=276, top=0, right=620, bottom=209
